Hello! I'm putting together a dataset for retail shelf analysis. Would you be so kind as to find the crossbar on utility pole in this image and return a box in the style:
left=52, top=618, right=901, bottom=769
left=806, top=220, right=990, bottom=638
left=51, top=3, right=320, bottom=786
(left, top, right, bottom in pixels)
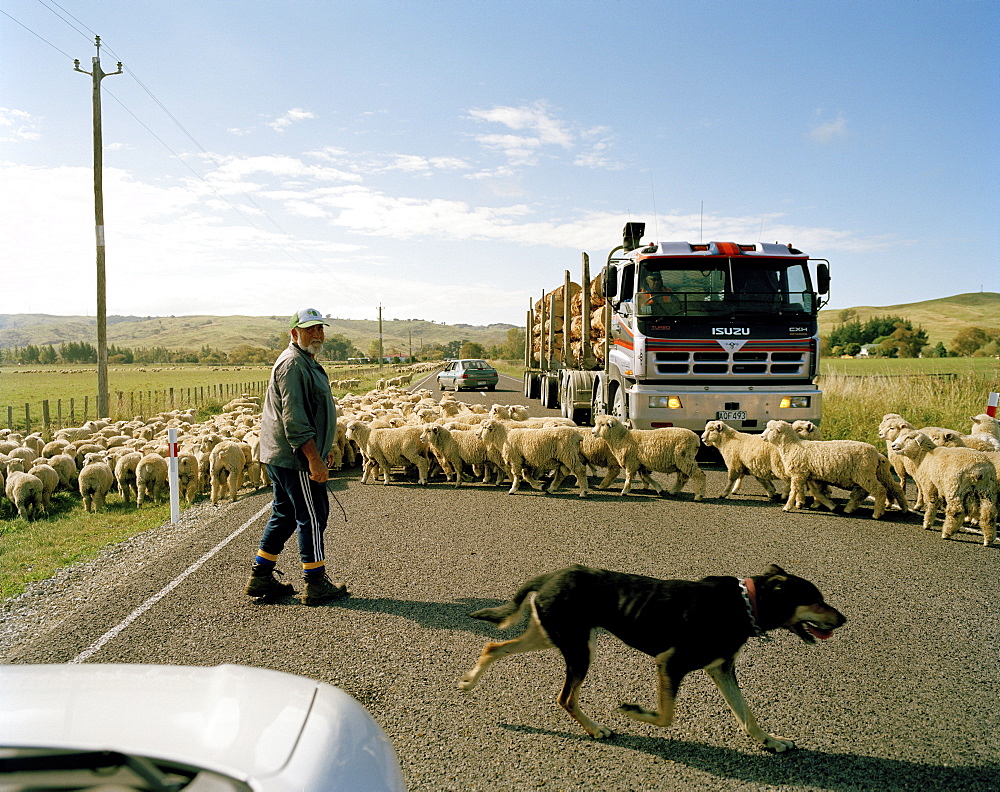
left=74, top=36, right=122, bottom=421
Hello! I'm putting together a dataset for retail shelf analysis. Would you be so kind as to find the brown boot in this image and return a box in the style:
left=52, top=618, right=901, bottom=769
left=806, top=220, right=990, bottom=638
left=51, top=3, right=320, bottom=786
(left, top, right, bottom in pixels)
left=245, top=565, right=296, bottom=600
left=301, top=572, right=350, bottom=606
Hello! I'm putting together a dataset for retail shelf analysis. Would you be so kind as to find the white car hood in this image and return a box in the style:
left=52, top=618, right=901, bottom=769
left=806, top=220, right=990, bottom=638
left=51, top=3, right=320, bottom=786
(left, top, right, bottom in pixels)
left=0, top=664, right=404, bottom=791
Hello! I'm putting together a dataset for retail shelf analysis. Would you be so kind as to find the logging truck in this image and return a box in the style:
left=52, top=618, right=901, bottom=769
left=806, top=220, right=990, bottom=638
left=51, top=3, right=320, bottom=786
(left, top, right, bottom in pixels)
left=523, top=222, right=830, bottom=431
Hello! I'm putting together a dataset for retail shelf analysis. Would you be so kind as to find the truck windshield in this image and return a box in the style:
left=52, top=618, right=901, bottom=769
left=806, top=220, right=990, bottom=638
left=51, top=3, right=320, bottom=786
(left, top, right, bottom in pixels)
left=636, top=258, right=813, bottom=316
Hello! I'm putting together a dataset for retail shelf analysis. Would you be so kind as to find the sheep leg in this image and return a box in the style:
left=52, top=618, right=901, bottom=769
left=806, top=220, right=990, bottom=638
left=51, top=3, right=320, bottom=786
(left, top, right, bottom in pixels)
left=753, top=476, right=781, bottom=501
left=806, top=479, right=839, bottom=512
left=547, top=464, right=569, bottom=493
left=978, top=497, right=997, bottom=545
left=941, top=502, right=965, bottom=540
left=596, top=459, right=621, bottom=490
left=684, top=464, right=707, bottom=502
left=619, top=466, right=637, bottom=496
left=720, top=471, right=743, bottom=498
left=921, top=490, right=940, bottom=530
left=635, top=468, right=666, bottom=496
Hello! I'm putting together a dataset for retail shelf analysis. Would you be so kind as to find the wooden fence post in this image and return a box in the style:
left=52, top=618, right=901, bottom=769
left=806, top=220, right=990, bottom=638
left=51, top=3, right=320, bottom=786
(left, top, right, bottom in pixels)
left=42, top=400, right=50, bottom=439
left=57, top=398, right=63, bottom=430
left=24, top=403, right=30, bottom=434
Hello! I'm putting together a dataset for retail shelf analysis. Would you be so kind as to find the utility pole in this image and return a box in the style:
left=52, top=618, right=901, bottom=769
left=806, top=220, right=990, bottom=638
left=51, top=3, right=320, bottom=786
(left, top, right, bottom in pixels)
left=74, top=36, right=122, bottom=420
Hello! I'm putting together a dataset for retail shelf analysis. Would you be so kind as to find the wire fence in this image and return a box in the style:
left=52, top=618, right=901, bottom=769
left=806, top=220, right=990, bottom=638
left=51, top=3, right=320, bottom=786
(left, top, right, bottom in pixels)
left=4, top=380, right=268, bottom=436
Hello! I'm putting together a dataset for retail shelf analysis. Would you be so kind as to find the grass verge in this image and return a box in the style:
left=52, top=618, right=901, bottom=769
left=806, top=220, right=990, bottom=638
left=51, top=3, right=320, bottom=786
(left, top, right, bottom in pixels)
left=0, top=491, right=174, bottom=601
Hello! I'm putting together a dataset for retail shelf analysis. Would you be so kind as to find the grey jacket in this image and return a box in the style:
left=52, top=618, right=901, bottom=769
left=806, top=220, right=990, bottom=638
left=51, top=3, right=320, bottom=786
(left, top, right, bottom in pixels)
left=259, top=343, right=337, bottom=471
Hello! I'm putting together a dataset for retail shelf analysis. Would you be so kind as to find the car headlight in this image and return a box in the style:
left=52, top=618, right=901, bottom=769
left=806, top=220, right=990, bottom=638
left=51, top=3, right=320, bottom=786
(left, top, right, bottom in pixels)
left=779, top=396, right=811, bottom=409
left=649, top=396, right=683, bottom=409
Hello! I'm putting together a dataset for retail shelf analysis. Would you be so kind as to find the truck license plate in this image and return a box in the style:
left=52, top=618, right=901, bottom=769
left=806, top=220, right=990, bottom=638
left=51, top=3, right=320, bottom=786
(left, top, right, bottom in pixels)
left=716, top=410, right=747, bottom=421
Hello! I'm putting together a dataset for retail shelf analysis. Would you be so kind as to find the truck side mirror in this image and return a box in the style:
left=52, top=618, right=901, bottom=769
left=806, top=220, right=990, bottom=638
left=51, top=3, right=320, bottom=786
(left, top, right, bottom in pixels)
left=602, top=268, right=618, bottom=300
left=816, top=262, right=830, bottom=295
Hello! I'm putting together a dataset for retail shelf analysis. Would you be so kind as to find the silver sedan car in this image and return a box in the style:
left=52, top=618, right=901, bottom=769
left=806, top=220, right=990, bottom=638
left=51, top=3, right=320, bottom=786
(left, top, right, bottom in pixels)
left=437, top=359, right=498, bottom=391
left=0, top=664, right=405, bottom=791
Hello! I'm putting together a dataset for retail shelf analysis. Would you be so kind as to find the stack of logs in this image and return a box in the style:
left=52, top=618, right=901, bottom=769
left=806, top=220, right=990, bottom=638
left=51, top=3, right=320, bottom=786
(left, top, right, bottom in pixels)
left=531, top=274, right=606, bottom=366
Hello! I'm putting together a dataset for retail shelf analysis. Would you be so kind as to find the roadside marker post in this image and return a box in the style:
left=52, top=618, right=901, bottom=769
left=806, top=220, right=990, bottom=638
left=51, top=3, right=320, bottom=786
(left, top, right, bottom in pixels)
left=986, top=392, right=999, bottom=418
left=167, top=427, right=180, bottom=524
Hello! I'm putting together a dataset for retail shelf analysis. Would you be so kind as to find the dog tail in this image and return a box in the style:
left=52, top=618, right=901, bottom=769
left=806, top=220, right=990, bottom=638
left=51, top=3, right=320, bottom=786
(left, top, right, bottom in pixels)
left=469, top=572, right=550, bottom=629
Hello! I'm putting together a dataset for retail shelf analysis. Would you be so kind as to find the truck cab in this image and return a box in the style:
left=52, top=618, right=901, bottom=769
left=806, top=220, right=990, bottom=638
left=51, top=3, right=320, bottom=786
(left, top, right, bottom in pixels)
left=596, top=224, right=830, bottom=431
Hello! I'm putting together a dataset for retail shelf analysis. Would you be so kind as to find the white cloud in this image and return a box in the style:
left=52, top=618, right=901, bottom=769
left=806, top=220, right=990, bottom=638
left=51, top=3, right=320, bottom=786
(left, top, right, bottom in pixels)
left=0, top=107, right=40, bottom=142
left=809, top=111, right=849, bottom=144
left=467, top=101, right=575, bottom=165
left=267, top=107, right=316, bottom=132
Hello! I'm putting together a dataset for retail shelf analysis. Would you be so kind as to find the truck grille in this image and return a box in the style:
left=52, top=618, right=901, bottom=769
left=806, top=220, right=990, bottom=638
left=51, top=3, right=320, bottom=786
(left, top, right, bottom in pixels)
left=648, top=339, right=812, bottom=377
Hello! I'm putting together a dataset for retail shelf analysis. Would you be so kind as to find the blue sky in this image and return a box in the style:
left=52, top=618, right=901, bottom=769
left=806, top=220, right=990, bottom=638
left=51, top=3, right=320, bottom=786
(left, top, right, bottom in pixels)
left=3, top=0, right=997, bottom=326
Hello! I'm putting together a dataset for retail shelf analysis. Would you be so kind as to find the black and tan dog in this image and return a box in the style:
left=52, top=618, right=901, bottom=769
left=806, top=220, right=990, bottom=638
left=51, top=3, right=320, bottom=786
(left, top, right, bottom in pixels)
left=459, top=563, right=845, bottom=751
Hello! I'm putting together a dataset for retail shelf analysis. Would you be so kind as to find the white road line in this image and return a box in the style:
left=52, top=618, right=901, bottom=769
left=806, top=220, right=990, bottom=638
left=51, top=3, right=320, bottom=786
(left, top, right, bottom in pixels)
left=71, top=501, right=272, bottom=664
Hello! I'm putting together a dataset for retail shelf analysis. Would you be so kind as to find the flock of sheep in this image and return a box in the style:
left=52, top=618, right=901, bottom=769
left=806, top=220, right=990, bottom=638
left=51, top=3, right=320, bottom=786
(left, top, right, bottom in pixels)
left=2, top=378, right=998, bottom=549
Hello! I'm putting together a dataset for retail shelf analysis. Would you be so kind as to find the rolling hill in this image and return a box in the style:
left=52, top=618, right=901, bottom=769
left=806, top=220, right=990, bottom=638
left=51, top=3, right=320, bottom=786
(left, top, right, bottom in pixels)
left=1, top=291, right=995, bottom=354
left=817, top=292, right=999, bottom=348
left=0, top=314, right=516, bottom=355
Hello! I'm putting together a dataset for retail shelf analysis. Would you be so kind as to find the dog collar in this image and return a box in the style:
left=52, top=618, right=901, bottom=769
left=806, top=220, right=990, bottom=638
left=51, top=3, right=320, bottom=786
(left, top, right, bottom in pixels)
left=740, top=578, right=774, bottom=642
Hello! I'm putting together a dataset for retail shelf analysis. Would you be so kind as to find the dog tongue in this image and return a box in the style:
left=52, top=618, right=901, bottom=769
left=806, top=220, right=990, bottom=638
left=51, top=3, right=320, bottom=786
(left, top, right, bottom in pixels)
left=807, top=624, right=833, bottom=641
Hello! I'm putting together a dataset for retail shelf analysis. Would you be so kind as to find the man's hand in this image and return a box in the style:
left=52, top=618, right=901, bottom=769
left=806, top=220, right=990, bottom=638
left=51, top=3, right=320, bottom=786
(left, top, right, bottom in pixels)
left=300, top=439, right=329, bottom=484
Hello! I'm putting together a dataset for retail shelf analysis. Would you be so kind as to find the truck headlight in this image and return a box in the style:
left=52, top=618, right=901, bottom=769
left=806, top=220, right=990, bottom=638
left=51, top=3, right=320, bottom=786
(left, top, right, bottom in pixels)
left=779, top=396, right=811, bottom=408
left=649, top=396, right=683, bottom=409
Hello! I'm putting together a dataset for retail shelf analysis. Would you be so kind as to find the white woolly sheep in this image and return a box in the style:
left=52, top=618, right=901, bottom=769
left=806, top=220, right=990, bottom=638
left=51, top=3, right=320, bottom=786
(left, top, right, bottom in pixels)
left=47, top=453, right=79, bottom=492
left=567, top=427, right=621, bottom=491
left=890, top=428, right=997, bottom=545
left=476, top=419, right=588, bottom=497
left=27, top=462, right=59, bottom=513
left=79, top=452, right=114, bottom=513
left=177, top=451, right=201, bottom=504
left=5, top=459, right=44, bottom=520
left=592, top=416, right=705, bottom=500
left=701, top=421, right=786, bottom=501
left=970, top=414, right=1000, bottom=450
left=209, top=440, right=247, bottom=504
left=420, top=423, right=501, bottom=487
left=761, top=420, right=907, bottom=519
left=346, top=422, right=430, bottom=486
left=921, top=425, right=1000, bottom=454
left=114, top=451, right=143, bottom=504
left=136, top=453, right=169, bottom=507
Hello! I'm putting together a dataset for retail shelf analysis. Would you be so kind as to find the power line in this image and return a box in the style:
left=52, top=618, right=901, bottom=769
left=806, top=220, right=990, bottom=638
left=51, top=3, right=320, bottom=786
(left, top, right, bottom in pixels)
left=12, top=2, right=374, bottom=309
left=1, top=7, right=75, bottom=59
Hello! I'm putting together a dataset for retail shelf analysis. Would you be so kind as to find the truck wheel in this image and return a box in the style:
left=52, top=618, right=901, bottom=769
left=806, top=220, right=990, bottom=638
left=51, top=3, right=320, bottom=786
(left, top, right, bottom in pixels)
left=612, top=385, right=629, bottom=424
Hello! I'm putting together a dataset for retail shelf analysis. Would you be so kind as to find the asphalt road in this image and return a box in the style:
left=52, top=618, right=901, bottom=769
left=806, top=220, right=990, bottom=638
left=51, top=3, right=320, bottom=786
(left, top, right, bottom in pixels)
left=2, top=369, right=998, bottom=791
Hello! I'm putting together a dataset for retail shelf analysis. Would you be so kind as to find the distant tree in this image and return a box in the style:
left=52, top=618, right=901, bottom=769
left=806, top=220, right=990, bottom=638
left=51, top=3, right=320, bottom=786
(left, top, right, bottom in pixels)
left=976, top=340, right=1000, bottom=358
left=228, top=344, right=274, bottom=365
left=459, top=341, right=485, bottom=359
left=441, top=339, right=465, bottom=359
left=39, top=345, right=57, bottom=364
left=19, top=345, right=40, bottom=364
left=879, top=322, right=929, bottom=358
left=366, top=339, right=383, bottom=360
left=837, top=308, right=858, bottom=323
left=501, top=327, right=526, bottom=360
left=928, top=342, right=948, bottom=358
left=951, top=326, right=996, bottom=356
left=321, top=333, right=361, bottom=361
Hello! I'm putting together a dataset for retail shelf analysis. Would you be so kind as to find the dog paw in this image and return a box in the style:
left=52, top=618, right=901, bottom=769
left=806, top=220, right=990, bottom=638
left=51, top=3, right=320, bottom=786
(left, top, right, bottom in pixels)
left=616, top=702, right=657, bottom=722
left=587, top=723, right=614, bottom=739
left=761, top=734, right=796, bottom=752
left=457, top=674, right=478, bottom=691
